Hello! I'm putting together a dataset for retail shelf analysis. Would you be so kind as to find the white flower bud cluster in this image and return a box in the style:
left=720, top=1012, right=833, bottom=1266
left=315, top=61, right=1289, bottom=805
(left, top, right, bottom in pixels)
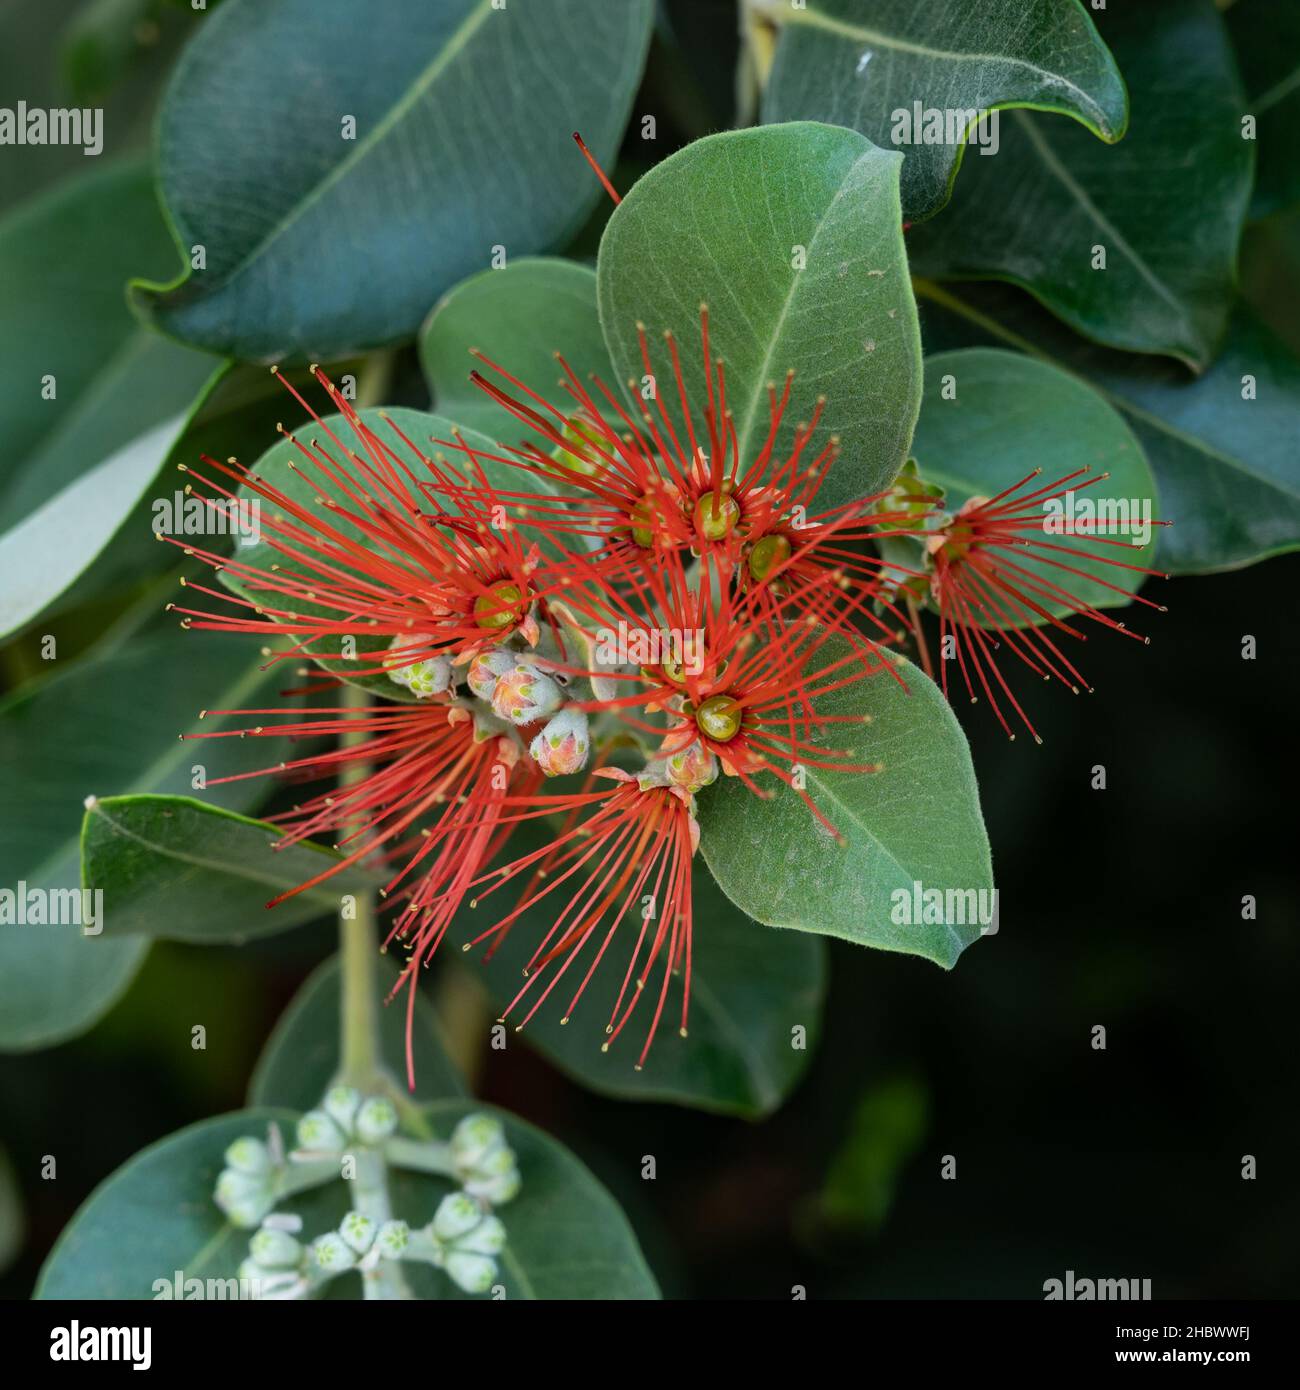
left=447, top=1113, right=521, bottom=1205
left=214, top=1135, right=283, bottom=1229
left=418, top=1192, right=506, bottom=1294
left=213, top=1100, right=523, bottom=1299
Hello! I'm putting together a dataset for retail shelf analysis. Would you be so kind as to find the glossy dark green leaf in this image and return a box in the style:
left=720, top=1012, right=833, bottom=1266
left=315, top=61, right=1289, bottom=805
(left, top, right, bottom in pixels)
left=911, top=348, right=1160, bottom=620
left=0, top=635, right=296, bottom=1051
left=908, top=0, right=1252, bottom=369
left=133, top=0, right=653, bottom=359
left=760, top=0, right=1127, bottom=222
left=468, top=822, right=826, bottom=1117
left=597, top=122, right=923, bottom=509
left=1228, top=0, right=1300, bottom=218
left=249, top=954, right=465, bottom=1110
left=33, top=1109, right=345, bottom=1299
left=36, top=1102, right=658, bottom=1300
left=698, top=649, right=993, bottom=970
left=82, top=796, right=375, bottom=942
left=420, top=258, right=615, bottom=442
left=916, top=279, right=1300, bottom=573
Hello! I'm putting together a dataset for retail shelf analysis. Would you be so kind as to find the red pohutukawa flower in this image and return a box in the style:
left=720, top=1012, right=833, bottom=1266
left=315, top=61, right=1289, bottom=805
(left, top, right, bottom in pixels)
left=913, top=465, right=1170, bottom=744
left=162, top=367, right=570, bottom=681
left=178, top=316, right=1164, bottom=1081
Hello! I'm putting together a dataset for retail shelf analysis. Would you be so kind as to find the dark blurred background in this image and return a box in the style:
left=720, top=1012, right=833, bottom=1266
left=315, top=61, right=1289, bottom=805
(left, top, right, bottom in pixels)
left=1, top=0, right=1296, bottom=1300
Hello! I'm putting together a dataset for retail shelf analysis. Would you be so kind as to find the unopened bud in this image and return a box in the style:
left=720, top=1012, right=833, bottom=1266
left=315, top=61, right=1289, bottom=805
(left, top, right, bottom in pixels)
left=249, top=1227, right=302, bottom=1269
left=323, top=1085, right=361, bottom=1135
left=490, top=663, right=563, bottom=725
left=530, top=707, right=590, bottom=776
left=466, top=647, right=516, bottom=700
left=224, top=1137, right=272, bottom=1176
left=355, top=1096, right=398, bottom=1144
left=375, top=1220, right=410, bottom=1259
left=664, top=740, right=718, bottom=793
left=339, top=1210, right=376, bottom=1255
left=310, top=1232, right=354, bottom=1274
left=296, top=1109, right=346, bottom=1153
left=385, top=634, right=452, bottom=698
left=449, top=1113, right=521, bottom=1206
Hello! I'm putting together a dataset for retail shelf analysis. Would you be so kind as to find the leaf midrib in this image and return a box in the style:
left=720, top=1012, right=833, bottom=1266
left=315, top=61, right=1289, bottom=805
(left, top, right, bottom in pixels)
left=1012, top=112, right=1191, bottom=334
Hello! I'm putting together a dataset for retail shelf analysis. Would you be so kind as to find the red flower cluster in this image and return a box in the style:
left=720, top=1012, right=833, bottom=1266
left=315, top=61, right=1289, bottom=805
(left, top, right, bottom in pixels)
left=171, top=307, right=1163, bottom=1076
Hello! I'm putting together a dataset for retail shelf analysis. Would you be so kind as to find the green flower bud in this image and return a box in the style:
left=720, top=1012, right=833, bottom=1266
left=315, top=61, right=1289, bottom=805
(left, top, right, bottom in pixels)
left=355, top=1096, right=398, bottom=1144
left=214, top=1168, right=276, bottom=1228
left=223, top=1136, right=272, bottom=1177
left=432, top=1191, right=482, bottom=1243
left=445, top=1252, right=496, bottom=1294
left=323, top=1085, right=362, bottom=1135
left=385, top=634, right=452, bottom=699
left=339, top=1210, right=376, bottom=1255
left=296, top=1109, right=346, bottom=1153
left=466, top=1166, right=521, bottom=1206
left=456, top=1213, right=506, bottom=1257
left=449, top=1112, right=521, bottom=1207
left=249, top=1227, right=302, bottom=1269
left=375, top=1220, right=410, bottom=1260
left=450, top=1113, right=506, bottom=1169
left=310, top=1232, right=354, bottom=1274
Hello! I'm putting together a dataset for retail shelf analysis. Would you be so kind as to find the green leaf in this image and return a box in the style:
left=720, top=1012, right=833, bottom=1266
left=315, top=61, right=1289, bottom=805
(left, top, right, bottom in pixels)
left=132, top=0, right=654, bottom=360
left=249, top=954, right=465, bottom=1110
left=1228, top=0, right=1300, bottom=218
left=760, top=0, right=1128, bottom=222
left=912, top=348, right=1160, bottom=619
left=0, top=635, right=297, bottom=1051
left=916, top=279, right=1300, bottom=573
left=0, top=356, right=352, bottom=641
left=0, top=160, right=217, bottom=629
left=597, top=122, right=923, bottom=508
left=468, top=821, right=826, bottom=1117
left=697, top=649, right=993, bottom=969
left=36, top=1104, right=659, bottom=1299
left=82, top=796, right=376, bottom=943
left=34, top=1108, right=312, bottom=1299
left=420, top=258, right=615, bottom=441
left=908, top=0, right=1253, bottom=370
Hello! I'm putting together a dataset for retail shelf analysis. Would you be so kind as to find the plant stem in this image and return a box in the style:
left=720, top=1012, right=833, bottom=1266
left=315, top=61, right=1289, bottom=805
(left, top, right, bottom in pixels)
left=335, top=667, right=413, bottom=1298
left=338, top=680, right=384, bottom=1092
